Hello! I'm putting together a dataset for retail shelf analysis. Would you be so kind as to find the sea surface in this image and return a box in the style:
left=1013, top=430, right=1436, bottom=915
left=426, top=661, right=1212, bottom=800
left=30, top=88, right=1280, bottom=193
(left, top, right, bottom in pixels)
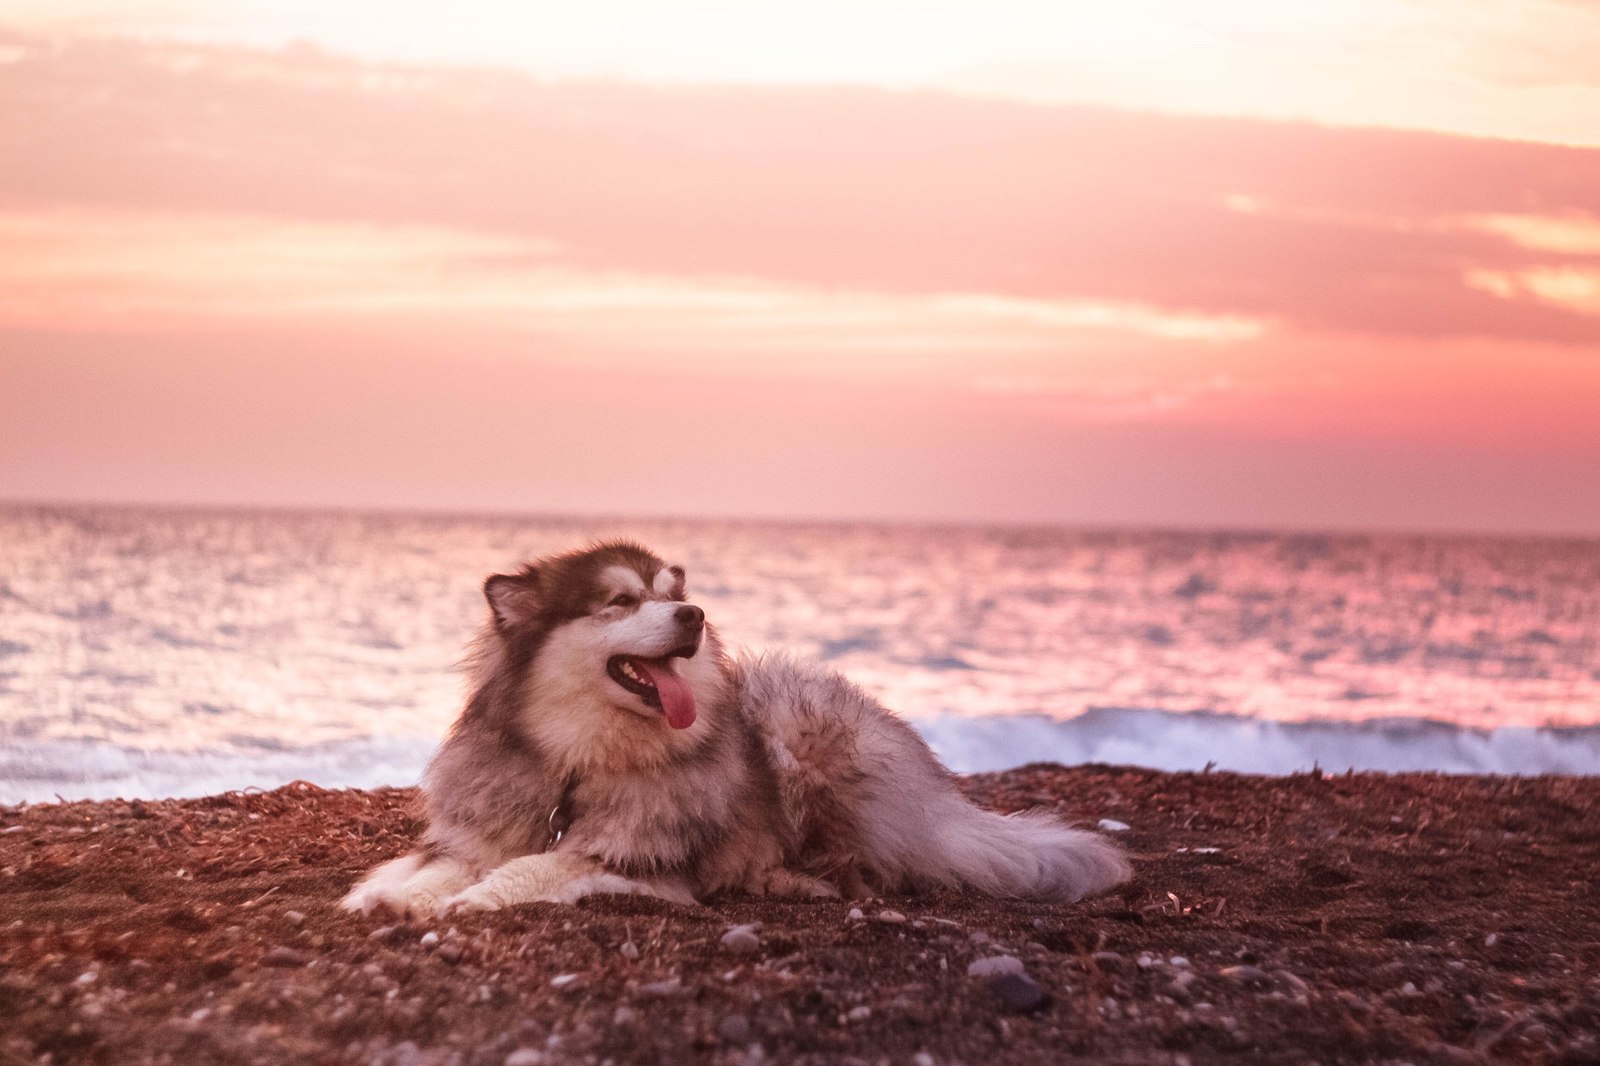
left=2, top=505, right=1598, bottom=802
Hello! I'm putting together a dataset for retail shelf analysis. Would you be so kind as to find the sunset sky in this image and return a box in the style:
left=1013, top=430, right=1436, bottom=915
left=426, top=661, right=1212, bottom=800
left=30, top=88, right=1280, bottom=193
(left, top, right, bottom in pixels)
left=3, top=2, right=1599, bottom=533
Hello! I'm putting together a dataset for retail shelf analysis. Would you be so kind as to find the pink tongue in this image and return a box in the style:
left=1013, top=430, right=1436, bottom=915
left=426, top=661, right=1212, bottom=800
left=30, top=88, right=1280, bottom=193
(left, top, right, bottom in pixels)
left=632, top=658, right=697, bottom=729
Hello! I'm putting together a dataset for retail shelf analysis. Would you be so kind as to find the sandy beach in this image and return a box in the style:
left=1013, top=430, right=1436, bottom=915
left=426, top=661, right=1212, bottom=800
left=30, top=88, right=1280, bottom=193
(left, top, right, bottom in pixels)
left=3, top=765, right=1596, bottom=1065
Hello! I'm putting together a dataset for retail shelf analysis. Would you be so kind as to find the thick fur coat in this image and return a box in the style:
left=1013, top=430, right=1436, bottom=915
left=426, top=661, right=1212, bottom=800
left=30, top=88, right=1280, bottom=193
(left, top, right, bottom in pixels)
left=344, top=541, right=1129, bottom=915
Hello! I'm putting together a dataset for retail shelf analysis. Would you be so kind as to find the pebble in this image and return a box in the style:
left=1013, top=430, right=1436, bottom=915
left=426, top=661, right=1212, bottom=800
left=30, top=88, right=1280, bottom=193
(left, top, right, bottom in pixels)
left=261, top=946, right=310, bottom=968
left=1098, top=819, right=1131, bottom=832
left=1272, top=969, right=1310, bottom=996
left=1219, top=964, right=1271, bottom=989
left=1399, top=981, right=1419, bottom=996
left=378, top=1041, right=427, bottom=1066
left=846, top=1006, right=872, bottom=1023
left=846, top=908, right=865, bottom=921
left=504, top=1050, right=546, bottom=1066
left=619, top=941, right=640, bottom=960
left=418, top=931, right=440, bottom=949
left=549, top=974, right=581, bottom=990
left=612, top=1006, right=638, bottom=1026
left=283, top=910, right=306, bottom=927
left=721, top=924, right=762, bottom=955
left=876, top=909, right=907, bottom=924
left=1485, top=933, right=1499, bottom=947
left=912, top=1054, right=935, bottom=1066
left=436, top=942, right=464, bottom=965
left=718, top=1014, right=752, bottom=1043
left=1170, top=956, right=1190, bottom=968
left=986, top=973, right=1049, bottom=1014
left=1090, top=951, right=1124, bottom=972
left=967, top=955, right=1026, bottom=979
left=638, top=978, right=683, bottom=997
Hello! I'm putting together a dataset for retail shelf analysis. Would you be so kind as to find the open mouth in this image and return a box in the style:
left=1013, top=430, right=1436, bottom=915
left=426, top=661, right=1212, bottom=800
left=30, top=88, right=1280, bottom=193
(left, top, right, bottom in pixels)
left=605, top=643, right=700, bottom=729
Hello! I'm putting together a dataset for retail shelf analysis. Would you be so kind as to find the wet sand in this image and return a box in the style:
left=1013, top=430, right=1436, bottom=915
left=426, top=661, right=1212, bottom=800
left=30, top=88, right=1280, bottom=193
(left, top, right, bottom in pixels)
left=3, top=766, right=1597, bottom=1065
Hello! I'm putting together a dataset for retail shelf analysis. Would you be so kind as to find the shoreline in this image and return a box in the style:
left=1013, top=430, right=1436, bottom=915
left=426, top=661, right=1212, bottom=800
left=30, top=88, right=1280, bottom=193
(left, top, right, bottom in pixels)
left=3, top=766, right=1597, bottom=1064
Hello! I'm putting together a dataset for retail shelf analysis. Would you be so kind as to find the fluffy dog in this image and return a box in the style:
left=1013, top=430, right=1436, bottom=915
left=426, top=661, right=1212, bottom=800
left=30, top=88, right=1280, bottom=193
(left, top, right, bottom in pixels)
left=344, top=541, right=1129, bottom=914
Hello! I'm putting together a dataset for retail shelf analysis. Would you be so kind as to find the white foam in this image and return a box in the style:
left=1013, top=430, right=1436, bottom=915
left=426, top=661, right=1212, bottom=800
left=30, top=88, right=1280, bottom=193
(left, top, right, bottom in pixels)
left=917, top=707, right=1600, bottom=776
left=3, top=708, right=1596, bottom=804
left=0, top=736, right=437, bottom=805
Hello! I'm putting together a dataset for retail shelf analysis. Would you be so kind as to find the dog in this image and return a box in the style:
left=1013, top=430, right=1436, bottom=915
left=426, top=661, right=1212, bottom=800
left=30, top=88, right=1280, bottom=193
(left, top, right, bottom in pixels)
left=343, top=540, right=1130, bottom=915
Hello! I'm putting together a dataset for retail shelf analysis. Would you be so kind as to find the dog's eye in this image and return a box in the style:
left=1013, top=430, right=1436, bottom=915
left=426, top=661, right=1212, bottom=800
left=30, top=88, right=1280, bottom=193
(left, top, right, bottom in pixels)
left=608, top=594, right=637, bottom=609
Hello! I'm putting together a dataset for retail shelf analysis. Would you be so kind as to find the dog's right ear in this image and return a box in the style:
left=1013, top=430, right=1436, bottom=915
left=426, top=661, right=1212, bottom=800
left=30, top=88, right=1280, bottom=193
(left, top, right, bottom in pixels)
left=484, top=567, right=540, bottom=632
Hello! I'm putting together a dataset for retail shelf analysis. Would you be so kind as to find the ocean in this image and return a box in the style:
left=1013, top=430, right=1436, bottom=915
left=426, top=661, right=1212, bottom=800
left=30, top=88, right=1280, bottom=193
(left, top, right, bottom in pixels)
left=2, top=504, right=1597, bottom=803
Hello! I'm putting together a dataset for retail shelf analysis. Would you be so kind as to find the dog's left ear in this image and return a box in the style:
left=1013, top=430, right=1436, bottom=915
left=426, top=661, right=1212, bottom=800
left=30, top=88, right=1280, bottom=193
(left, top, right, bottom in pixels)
left=484, top=566, right=540, bottom=631
left=661, top=564, right=687, bottom=600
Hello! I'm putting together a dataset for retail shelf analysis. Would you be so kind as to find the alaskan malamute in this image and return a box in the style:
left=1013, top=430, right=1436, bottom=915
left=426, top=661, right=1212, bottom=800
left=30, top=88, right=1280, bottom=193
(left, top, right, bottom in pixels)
left=344, top=541, right=1129, bottom=914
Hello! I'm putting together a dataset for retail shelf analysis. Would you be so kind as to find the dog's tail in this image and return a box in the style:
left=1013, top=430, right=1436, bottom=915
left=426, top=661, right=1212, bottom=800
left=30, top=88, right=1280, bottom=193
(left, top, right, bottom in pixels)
left=855, top=776, right=1131, bottom=900
left=740, top=652, right=1131, bottom=902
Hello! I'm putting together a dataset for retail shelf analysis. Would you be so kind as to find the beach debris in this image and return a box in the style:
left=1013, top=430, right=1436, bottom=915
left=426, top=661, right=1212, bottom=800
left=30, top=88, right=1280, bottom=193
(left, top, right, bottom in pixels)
left=967, top=955, right=1026, bottom=979
left=1098, top=819, right=1131, bottom=833
left=1272, top=969, right=1310, bottom=996
left=503, top=1049, right=545, bottom=1066
left=1219, top=965, right=1271, bottom=989
left=261, top=946, right=309, bottom=968
left=721, top=924, right=762, bottom=955
left=718, top=1014, right=753, bottom=1043
left=987, top=973, right=1049, bottom=1014
left=637, top=978, right=684, bottom=997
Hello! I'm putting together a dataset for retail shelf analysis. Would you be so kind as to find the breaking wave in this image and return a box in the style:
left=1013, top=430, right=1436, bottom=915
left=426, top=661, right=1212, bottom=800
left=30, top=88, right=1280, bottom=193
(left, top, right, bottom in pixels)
left=4, top=708, right=1595, bottom=805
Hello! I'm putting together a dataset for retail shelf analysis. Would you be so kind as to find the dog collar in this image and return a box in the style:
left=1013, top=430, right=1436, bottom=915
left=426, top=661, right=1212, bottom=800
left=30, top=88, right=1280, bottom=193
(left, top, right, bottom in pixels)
left=546, top=774, right=578, bottom=849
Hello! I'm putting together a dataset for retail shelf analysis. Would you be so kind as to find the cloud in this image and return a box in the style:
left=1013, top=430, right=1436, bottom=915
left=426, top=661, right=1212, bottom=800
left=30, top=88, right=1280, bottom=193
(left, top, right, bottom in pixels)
left=2, top=33, right=1599, bottom=349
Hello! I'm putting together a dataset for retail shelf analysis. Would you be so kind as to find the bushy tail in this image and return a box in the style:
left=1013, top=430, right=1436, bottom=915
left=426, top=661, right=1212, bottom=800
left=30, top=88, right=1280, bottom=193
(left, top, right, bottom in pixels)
left=739, top=651, right=1131, bottom=902
left=857, top=784, right=1131, bottom=900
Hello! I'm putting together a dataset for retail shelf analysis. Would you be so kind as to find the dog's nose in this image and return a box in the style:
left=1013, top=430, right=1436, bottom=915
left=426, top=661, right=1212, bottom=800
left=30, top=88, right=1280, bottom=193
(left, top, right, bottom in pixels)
left=675, top=604, right=705, bottom=629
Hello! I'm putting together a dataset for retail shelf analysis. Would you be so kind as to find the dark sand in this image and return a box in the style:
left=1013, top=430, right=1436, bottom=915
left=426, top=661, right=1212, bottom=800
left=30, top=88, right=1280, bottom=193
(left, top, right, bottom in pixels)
left=2, top=766, right=1597, bottom=1065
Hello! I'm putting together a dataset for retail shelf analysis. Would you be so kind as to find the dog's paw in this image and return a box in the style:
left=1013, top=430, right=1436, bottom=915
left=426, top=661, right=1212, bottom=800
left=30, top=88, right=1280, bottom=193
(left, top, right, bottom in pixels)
left=442, top=881, right=508, bottom=914
left=758, top=868, right=842, bottom=899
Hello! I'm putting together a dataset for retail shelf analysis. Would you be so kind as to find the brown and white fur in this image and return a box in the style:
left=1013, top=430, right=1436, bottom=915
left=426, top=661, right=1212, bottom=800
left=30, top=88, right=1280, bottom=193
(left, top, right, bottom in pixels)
left=343, top=541, right=1130, bottom=916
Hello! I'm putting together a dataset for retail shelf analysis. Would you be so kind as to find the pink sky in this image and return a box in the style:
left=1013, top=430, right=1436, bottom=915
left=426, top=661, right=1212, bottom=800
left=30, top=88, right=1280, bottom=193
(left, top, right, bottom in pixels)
left=2, top=8, right=1599, bottom=533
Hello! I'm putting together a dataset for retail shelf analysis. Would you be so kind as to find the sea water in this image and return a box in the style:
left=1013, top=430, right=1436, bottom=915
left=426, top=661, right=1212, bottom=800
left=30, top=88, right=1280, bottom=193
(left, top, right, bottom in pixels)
left=2, top=504, right=1597, bottom=802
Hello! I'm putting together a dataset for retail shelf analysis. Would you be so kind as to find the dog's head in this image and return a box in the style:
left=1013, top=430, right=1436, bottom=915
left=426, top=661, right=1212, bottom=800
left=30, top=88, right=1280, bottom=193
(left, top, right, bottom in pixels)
left=480, top=541, right=721, bottom=736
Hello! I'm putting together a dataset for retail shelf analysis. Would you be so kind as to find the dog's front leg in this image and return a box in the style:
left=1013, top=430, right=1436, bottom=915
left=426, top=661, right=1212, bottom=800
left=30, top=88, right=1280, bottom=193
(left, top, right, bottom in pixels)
left=443, top=850, right=696, bottom=911
left=342, top=853, right=478, bottom=917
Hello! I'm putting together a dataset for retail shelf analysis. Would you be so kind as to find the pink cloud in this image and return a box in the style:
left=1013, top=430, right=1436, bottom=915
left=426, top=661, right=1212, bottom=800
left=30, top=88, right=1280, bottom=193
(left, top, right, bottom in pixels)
left=1, top=31, right=1598, bottom=345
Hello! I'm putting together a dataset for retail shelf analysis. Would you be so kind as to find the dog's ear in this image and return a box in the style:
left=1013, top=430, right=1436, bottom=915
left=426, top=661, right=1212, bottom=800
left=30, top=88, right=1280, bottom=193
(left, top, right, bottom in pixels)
left=484, top=567, right=540, bottom=631
left=663, top=564, right=687, bottom=600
